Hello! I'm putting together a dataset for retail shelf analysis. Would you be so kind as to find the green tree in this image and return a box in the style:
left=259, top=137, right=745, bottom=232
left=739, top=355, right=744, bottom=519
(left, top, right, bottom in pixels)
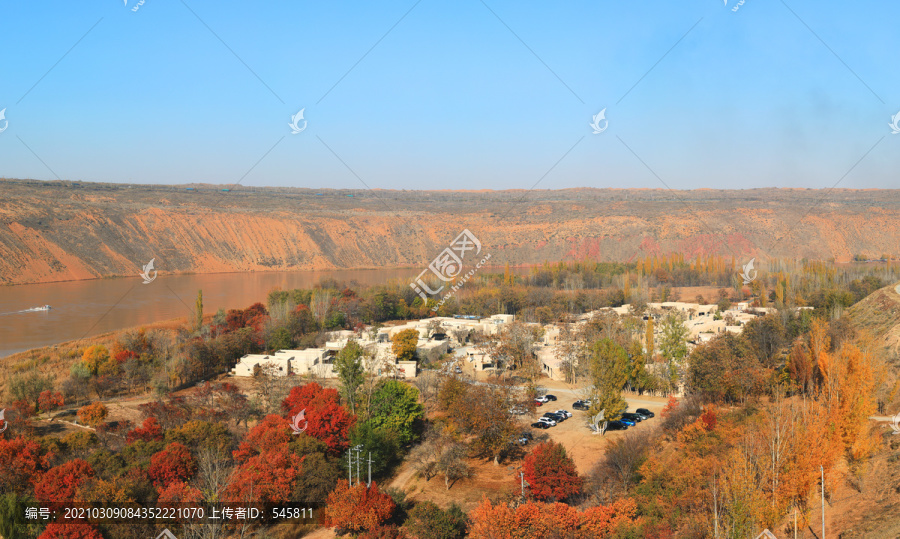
left=368, top=380, right=423, bottom=446
left=658, top=312, right=689, bottom=392
left=348, top=420, right=401, bottom=480
left=391, top=329, right=420, bottom=362
left=588, top=339, right=628, bottom=423
left=406, top=501, right=467, bottom=539
left=7, top=372, right=53, bottom=412
left=334, top=340, right=366, bottom=415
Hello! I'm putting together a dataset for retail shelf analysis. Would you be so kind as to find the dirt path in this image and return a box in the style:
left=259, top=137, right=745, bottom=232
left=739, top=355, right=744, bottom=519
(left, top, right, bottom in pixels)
left=389, top=461, right=419, bottom=492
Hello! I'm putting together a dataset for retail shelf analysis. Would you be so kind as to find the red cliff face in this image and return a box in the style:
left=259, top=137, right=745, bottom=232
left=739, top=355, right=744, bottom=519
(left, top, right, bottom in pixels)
left=1, top=180, right=898, bottom=285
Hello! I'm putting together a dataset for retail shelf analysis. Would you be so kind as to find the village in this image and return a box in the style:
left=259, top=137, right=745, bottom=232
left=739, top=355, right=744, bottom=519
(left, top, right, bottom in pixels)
left=231, top=299, right=782, bottom=387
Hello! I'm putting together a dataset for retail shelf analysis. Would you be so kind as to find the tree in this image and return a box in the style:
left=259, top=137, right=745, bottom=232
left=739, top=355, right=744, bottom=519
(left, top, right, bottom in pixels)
left=349, top=421, right=401, bottom=481
left=657, top=313, right=689, bottom=392
left=148, top=442, right=196, bottom=488
left=436, top=443, right=471, bottom=490
left=323, top=480, right=395, bottom=534
left=367, top=380, right=423, bottom=446
left=0, top=436, right=51, bottom=495
left=38, top=390, right=64, bottom=414
left=468, top=497, right=637, bottom=539
left=80, top=345, right=111, bottom=376
left=687, top=333, right=763, bottom=403
left=335, top=339, right=366, bottom=414
left=588, top=339, right=628, bottom=423
left=77, top=402, right=108, bottom=428
left=126, top=417, right=163, bottom=443
left=392, top=329, right=419, bottom=362
left=225, top=444, right=302, bottom=504
left=37, top=523, right=104, bottom=539
left=282, top=384, right=356, bottom=455
left=405, top=501, right=467, bottom=539
left=34, top=459, right=94, bottom=505
left=8, top=372, right=53, bottom=412
left=195, top=289, right=204, bottom=334
left=523, top=441, right=582, bottom=501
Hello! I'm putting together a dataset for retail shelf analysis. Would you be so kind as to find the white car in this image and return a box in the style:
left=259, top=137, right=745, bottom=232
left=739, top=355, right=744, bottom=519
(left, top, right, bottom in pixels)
left=537, top=417, right=557, bottom=427
left=555, top=410, right=572, bottom=419
left=534, top=395, right=550, bottom=403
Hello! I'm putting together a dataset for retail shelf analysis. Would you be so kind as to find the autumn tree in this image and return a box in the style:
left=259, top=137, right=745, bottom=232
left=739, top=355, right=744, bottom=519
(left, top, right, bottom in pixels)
left=225, top=444, right=302, bottom=503
left=392, top=329, right=419, bottom=362
left=38, top=390, right=64, bottom=414
left=323, top=480, right=395, bottom=534
left=523, top=441, right=582, bottom=502
left=38, top=523, right=104, bottom=539
left=148, top=442, right=196, bottom=488
left=194, top=289, right=204, bottom=334
left=126, top=417, right=163, bottom=443
left=281, top=383, right=356, bottom=455
left=34, top=459, right=94, bottom=505
left=657, top=312, right=689, bottom=392
left=0, top=436, right=51, bottom=495
left=687, top=333, right=763, bottom=403
left=77, top=402, right=108, bottom=428
left=334, top=339, right=366, bottom=414
left=468, top=497, right=637, bottom=539
left=436, top=443, right=472, bottom=490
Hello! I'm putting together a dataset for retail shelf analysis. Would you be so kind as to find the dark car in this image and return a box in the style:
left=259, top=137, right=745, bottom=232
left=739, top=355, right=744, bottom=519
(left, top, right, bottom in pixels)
left=545, top=394, right=557, bottom=401
left=636, top=408, right=655, bottom=418
left=531, top=421, right=551, bottom=429
left=543, top=412, right=565, bottom=422
left=606, top=420, right=628, bottom=431
left=572, top=400, right=590, bottom=411
left=618, top=417, right=637, bottom=427
left=621, top=413, right=643, bottom=423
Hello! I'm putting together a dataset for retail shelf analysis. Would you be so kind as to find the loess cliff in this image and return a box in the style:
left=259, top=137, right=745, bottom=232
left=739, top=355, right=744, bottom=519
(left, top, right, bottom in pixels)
left=1, top=178, right=899, bottom=285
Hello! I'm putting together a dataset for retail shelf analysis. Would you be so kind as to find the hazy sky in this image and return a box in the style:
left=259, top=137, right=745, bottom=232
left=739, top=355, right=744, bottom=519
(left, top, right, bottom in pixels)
left=1, top=1, right=898, bottom=191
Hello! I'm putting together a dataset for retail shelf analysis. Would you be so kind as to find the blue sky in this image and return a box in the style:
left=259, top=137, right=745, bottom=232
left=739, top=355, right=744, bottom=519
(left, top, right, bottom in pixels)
left=0, top=1, right=898, bottom=191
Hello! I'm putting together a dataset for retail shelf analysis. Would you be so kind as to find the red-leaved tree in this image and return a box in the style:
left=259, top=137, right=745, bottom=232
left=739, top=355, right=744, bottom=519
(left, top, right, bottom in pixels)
left=322, top=480, right=395, bottom=534
left=38, top=391, right=64, bottom=414
left=34, top=459, right=95, bottom=505
left=232, top=414, right=293, bottom=463
left=522, top=441, right=582, bottom=501
left=38, top=522, right=104, bottom=539
left=282, top=383, right=355, bottom=455
left=127, top=417, right=164, bottom=443
left=157, top=480, right=204, bottom=505
left=469, top=497, right=638, bottom=539
left=148, top=442, right=196, bottom=488
left=224, top=444, right=303, bottom=504
left=0, top=435, right=51, bottom=493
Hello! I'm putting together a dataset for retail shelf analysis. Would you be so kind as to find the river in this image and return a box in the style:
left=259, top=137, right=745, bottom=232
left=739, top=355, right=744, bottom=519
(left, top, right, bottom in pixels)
left=0, top=269, right=425, bottom=359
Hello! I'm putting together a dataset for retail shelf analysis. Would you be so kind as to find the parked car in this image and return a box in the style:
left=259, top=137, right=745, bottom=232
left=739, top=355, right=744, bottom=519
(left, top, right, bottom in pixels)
left=509, top=405, right=527, bottom=415
left=544, top=394, right=558, bottom=401
left=621, top=413, right=643, bottom=423
left=555, top=410, right=572, bottom=419
left=543, top=412, right=564, bottom=422
left=618, top=417, right=636, bottom=427
left=531, top=421, right=550, bottom=429
left=534, top=400, right=544, bottom=407
left=537, top=417, right=557, bottom=427
left=606, top=420, right=628, bottom=431
left=534, top=395, right=550, bottom=403
left=636, top=408, right=655, bottom=418
left=572, top=400, right=590, bottom=411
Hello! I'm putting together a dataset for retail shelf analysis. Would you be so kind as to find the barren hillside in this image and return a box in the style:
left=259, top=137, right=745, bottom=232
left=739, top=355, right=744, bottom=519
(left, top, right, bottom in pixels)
left=1, top=179, right=899, bottom=285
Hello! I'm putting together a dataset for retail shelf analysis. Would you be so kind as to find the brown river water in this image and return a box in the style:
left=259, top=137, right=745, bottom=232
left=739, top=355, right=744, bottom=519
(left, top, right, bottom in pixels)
left=0, top=269, right=424, bottom=359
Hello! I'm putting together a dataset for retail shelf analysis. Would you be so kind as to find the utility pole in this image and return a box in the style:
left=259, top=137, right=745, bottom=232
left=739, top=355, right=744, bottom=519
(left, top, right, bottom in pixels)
left=520, top=472, right=526, bottom=497
left=367, top=452, right=373, bottom=487
left=821, top=465, right=825, bottom=539
left=347, top=449, right=353, bottom=487
left=353, top=445, right=364, bottom=486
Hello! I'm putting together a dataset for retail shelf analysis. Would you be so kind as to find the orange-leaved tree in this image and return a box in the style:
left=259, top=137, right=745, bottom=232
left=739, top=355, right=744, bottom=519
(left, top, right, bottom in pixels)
left=322, top=480, right=395, bottom=534
left=469, top=497, right=638, bottom=539
left=76, top=402, right=108, bottom=428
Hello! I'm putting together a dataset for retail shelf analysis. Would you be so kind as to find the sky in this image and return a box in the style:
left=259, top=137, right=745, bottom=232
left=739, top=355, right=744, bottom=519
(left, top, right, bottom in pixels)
left=0, top=1, right=898, bottom=191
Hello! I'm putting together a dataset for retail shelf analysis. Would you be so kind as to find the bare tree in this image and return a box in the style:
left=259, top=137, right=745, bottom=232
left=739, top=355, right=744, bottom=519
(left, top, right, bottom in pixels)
left=437, top=443, right=472, bottom=490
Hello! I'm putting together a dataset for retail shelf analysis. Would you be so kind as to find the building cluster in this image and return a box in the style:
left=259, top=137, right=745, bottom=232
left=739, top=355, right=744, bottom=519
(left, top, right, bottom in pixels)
left=232, top=301, right=775, bottom=383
